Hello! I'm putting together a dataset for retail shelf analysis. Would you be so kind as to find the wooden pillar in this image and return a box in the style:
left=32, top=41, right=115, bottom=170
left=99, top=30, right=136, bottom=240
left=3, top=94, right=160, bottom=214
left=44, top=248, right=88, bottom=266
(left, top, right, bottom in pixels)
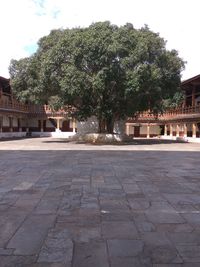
left=164, top=124, right=167, bottom=136
left=72, top=118, right=76, bottom=133
left=192, top=123, right=197, bottom=138
left=170, top=124, right=173, bottom=137
left=147, top=124, right=150, bottom=138
left=176, top=124, right=180, bottom=137
left=184, top=123, right=187, bottom=138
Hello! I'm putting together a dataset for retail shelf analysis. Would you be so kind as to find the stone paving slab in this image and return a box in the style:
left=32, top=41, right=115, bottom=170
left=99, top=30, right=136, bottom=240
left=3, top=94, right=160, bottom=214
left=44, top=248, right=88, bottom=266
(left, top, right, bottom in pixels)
left=0, top=138, right=200, bottom=266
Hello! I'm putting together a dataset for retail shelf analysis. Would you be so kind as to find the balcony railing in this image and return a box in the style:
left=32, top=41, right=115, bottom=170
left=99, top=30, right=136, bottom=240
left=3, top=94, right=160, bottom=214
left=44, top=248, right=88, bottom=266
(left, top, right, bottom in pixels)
left=28, top=104, right=76, bottom=115
left=162, top=105, right=200, bottom=119
left=1, top=97, right=200, bottom=121
left=0, top=99, right=76, bottom=116
left=128, top=105, right=200, bottom=122
left=0, top=99, right=29, bottom=112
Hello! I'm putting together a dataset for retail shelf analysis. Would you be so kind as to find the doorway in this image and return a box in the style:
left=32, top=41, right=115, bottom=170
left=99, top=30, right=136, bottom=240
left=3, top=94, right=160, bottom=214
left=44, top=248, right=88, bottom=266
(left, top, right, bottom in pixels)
left=134, top=126, right=140, bottom=137
left=62, top=120, right=70, bottom=131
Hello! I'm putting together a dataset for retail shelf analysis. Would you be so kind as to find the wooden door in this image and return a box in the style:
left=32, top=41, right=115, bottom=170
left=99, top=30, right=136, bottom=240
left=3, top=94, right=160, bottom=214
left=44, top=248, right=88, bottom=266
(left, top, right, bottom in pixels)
left=62, top=120, right=70, bottom=131
left=134, top=126, right=140, bottom=137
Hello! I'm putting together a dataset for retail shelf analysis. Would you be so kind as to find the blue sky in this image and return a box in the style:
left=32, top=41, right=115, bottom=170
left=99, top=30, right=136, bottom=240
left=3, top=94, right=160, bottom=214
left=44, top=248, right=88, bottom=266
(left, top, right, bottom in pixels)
left=1, top=0, right=200, bottom=80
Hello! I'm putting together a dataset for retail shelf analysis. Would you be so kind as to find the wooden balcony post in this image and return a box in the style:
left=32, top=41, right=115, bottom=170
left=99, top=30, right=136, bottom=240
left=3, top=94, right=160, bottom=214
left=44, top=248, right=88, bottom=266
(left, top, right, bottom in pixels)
left=147, top=124, right=150, bottom=138
left=184, top=123, right=187, bottom=138
left=176, top=124, right=180, bottom=137
left=192, top=123, right=197, bottom=138
left=164, top=124, right=167, bottom=136
left=170, top=124, right=173, bottom=137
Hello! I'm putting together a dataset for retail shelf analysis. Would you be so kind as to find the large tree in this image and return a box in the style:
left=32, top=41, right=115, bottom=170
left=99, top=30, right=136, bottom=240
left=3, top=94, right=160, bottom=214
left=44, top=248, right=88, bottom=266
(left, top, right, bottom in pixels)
left=9, top=21, right=185, bottom=133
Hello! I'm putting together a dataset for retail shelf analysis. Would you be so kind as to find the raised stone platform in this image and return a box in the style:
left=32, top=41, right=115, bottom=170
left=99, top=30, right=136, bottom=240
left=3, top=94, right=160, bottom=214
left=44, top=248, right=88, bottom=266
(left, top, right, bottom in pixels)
left=72, top=133, right=132, bottom=143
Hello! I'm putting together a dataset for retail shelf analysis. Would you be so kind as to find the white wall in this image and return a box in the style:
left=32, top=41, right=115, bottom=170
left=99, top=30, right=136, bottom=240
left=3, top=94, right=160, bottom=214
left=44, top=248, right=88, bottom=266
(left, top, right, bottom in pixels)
left=140, top=125, right=160, bottom=135
left=13, top=117, right=18, bottom=127
left=126, top=123, right=161, bottom=136
left=3, top=116, right=9, bottom=127
left=77, top=116, right=99, bottom=134
left=21, top=119, right=27, bottom=128
left=77, top=116, right=125, bottom=134
left=0, top=132, right=26, bottom=138
left=47, top=119, right=54, bottom=127
left=195, top=96, right=200, bottom=105
left=28, top=118, right=38, bottom=127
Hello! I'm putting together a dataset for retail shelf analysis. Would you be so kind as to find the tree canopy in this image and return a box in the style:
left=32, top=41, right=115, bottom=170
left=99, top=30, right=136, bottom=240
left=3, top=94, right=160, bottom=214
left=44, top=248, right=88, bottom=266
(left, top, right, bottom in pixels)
left=9, top=21, right=185, bottom=133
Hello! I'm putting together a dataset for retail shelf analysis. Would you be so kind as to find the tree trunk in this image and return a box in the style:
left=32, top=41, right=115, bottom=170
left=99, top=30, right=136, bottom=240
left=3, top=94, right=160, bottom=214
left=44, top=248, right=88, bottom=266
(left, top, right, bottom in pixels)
left=98, top=117, right=106, bottom=133
left=98, top=115, right=115, bottom=133
left=106, top=117, right=114, bottom=133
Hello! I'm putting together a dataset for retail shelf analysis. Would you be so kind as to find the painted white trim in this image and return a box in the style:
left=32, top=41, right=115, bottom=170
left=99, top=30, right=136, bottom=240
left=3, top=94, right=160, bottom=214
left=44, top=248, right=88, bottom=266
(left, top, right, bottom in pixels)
left=160, top=135, right=200, bottom=143
left=0, top=131, right=76, bottom=139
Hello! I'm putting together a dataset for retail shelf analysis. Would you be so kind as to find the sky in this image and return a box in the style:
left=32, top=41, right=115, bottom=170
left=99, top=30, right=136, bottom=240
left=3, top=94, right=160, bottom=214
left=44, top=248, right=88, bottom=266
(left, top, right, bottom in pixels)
left=0, top=0, right=200, bottom=80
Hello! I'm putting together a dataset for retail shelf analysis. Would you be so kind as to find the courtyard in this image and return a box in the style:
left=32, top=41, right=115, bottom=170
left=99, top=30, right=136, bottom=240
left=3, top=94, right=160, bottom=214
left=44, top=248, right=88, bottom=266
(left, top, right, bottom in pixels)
left=0, top=137, right=200, bottom=266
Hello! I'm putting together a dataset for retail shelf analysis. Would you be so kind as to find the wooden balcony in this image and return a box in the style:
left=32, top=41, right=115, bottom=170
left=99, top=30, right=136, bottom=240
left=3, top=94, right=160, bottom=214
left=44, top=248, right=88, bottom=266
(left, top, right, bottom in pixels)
left=28, top=104, right=76, bottom=117
left=1, top=97, right=200, bottom=122
left=0, top=99, right=29, bottom=113
left=161, top=105, right=200, bottom=120
left=128, top=105, right=200, bottom=123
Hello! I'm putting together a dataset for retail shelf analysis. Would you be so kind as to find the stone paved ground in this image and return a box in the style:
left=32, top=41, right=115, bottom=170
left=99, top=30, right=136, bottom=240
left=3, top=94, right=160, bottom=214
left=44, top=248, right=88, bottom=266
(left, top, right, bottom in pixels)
left=0, top=137, right=200, bottom=266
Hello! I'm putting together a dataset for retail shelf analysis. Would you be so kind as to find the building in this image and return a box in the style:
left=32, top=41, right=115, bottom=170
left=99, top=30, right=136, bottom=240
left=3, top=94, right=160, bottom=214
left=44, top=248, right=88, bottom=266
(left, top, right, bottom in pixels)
left=126, top=74, right=200, bottom=141
left=0, top=76, right=76, bottom=138
left=0, top=74, right=200, bottom=141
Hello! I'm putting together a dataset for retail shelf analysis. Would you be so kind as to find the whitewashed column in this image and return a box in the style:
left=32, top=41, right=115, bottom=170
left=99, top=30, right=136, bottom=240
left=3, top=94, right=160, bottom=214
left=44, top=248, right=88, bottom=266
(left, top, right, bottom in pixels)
left=40, top=119, right=44, bottom=132
left=170, top=124, right=173, bottom=137
left=164, top=124, right=167, bottom=136
left=9, top=117, right=13, bottom=132
left=192, top=123, right=197, bottom=138
left=176, top=124, right=180, bottom=137
left=56, top=118, right=60, bottom=131
left=126, top=123, right=130, bottom=135
left=184, top=124, right=187, bottom=138
left=0, top=116, right=2, bottom=132
left=147, top=124, right=150, bottom=138
left=72, top=118, right=76, bottom=133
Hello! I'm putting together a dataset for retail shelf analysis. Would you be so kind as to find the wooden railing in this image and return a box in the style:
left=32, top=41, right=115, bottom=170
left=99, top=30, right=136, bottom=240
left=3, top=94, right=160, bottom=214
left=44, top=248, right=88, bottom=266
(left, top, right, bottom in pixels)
left=162, top=105, right=200, bottom=118
left=1, top=98, right=200, bottom=120
left=0, top=99, right=29, bottom=112
left=129, top=105, right=200, bottom=122
left=28, top=104, right=76, bottom=115
left=0, top=99, right=76, bottom=116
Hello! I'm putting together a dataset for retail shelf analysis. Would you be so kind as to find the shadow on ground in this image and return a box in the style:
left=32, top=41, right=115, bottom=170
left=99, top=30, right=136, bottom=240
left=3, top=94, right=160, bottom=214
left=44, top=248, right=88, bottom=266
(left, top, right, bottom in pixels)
left=42, top=138, right=186, bottom=146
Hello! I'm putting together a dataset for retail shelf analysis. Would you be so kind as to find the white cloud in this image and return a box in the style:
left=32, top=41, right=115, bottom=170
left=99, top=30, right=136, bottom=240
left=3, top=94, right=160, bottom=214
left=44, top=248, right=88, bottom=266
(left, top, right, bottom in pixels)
left=0, top=0, right=200, bottom=80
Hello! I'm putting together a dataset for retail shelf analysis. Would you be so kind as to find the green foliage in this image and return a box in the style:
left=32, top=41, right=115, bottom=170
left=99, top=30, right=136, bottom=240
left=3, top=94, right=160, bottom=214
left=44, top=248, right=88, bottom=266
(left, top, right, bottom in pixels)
left=162, top=90, right=184, bottom=110
left=9, top=21, right=185, bottom=132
